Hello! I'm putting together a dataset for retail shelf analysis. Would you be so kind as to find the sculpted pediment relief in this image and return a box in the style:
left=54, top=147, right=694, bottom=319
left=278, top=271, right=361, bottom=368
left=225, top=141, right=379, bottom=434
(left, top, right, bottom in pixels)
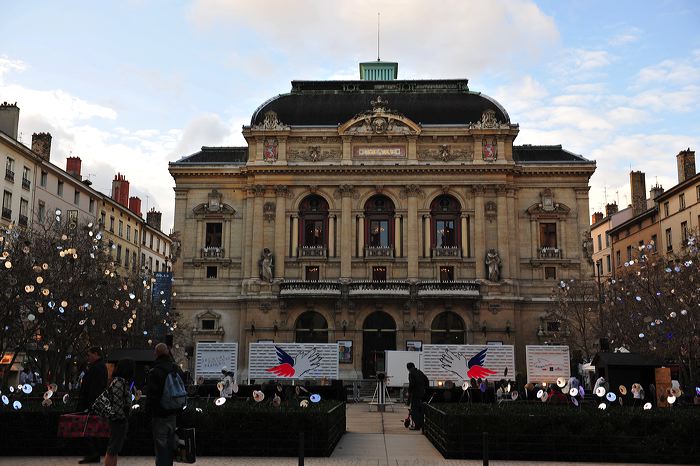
left=526, top=202, right=571, bottom=217
left=338, top=96, right=421, bottom=136
left=193, top=202, right=236, bottom=218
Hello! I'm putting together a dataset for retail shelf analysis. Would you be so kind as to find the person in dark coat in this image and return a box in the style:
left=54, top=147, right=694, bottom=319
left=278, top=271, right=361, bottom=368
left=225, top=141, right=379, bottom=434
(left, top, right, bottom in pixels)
left=77, top=346, right=108, bottom=464
left=407, top=362, right=429, bottom=430
left=147, top=343, right=183, bottom=466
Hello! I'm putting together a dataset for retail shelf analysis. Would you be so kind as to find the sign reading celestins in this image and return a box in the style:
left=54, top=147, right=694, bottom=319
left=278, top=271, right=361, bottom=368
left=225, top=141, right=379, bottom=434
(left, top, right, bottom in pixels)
left=354, top=146, right=406, bottom=158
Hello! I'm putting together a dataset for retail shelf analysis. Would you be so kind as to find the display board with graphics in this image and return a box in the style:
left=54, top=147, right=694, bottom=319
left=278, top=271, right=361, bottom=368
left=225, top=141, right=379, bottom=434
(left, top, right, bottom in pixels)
left=195, top=342, right=238, bottom=381
left=525, top=345, right=571, bottom=383
left=422, top=344, right=515, bottom=382
left=248, top=343, right=339, bottom=380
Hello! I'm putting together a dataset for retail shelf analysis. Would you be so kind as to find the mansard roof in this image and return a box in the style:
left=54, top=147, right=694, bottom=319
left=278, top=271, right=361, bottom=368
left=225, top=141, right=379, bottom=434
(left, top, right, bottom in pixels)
left=174, top=146, right=248, bottom=164
left=251, top=79, right=510, bottom=126
left=513, top=145, right=590, bottom=163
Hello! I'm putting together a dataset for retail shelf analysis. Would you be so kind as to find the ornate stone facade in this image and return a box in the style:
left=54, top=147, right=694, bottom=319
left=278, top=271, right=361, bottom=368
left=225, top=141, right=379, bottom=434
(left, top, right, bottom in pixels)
left=169, top=78, right=596, bottom=380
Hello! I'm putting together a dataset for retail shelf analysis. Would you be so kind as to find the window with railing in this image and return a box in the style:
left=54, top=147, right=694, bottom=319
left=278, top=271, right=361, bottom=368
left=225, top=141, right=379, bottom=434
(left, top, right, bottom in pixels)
left=679, top=193, right=686, bottom=210
left=666, top=228, right=673, bottom=252
left=299, top=195, right=328, bottom=254
left=5, top=158, right=14, bottom=182
left=2, top=190, right=12, bottom=219
left=21, top=167, right=30, bottom=190
left=18, top=198, right=28, bottom=226
left=431, top=195, right=460, bottom=249
left=365, top=195, right=394, bottom=253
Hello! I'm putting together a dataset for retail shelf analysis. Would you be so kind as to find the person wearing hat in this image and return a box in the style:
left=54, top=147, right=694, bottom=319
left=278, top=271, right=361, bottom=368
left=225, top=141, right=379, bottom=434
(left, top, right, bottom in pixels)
left=219, top=367, right=235, bottom=398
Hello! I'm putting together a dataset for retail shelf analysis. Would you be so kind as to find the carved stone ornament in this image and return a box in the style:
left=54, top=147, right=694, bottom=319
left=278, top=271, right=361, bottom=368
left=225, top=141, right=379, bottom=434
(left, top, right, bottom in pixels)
left=582, top=231, right=594, bottom=265
left=251, top=185, right=266, bottom=197
left=259, top=248, right=274, bottom=283
left=275, top=185, right=291, bottom=198
left=468, top=109, right=511, bottom=130
left=334, top=184, right=358, bottom=199
left=252, top=111, right=290, bottom=131
left=288, top=145, right=341, bottom=162
left=207, top=189, right=222, bottom=212
left=341, top=95, right=420, bottom=136
left=485, top=248, right=502, bottom=282
left=485, top=201, right=497, bottom=222
left=263, top=202, right=276, bottom=222
left=417, top=144, right=473, bottom=161
left=541, top=188, right=555, bottom=211
left=400, top=184, right=424, bottom=199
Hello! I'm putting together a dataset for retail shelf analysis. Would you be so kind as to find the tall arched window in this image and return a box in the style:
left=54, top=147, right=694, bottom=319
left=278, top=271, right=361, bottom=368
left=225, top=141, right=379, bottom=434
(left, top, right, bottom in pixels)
left=431, top=311, right=465, bottom=344
left=295, top=311, right=328, bottom=343
left=431, top=195, right=461, bottom=249
left=365, top=195, right=395, bottom=251
left=299, top=195, right=329, bottom=248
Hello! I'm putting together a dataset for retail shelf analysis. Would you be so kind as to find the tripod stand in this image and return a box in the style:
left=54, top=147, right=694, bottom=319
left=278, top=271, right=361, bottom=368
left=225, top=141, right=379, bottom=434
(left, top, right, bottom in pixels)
left=369, top=374, right=394, bottom=412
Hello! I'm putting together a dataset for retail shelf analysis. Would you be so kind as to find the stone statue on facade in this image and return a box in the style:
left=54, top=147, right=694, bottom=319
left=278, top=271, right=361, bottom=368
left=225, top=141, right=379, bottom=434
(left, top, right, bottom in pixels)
left=259, top=248, right=274, bottom=282
left=485, top=249, right=502, bottom=282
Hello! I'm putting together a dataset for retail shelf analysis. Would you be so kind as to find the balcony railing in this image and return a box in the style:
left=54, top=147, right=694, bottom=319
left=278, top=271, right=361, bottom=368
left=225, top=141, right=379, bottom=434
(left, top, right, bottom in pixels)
left=298, top=245, right=327, bottom=258
left=21, top=178, right=30, bottom=190
left=432, top=246, right=461, bottom=257
left=348, top=280, right=411, bottom=297
left=538, top=247, right=562, bottom=259
left=18, top=215, right=28, bottom=226
left=416, top=280, right=480, bottom=297
left=364, top=246, right=394, bottom=257
left=279, top=280, right=341, bottom=297
left=202, top=246, right=225, bottom=258
left=1, top=207, right=11, bottom=219
left=5, top=170, right=14, bottom=182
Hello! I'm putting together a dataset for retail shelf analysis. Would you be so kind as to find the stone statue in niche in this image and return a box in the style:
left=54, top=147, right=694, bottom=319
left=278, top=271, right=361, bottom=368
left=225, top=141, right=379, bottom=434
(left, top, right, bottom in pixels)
left=485, top=249, right=502, bottom=282
left=259, top=248, right=274, bottom=282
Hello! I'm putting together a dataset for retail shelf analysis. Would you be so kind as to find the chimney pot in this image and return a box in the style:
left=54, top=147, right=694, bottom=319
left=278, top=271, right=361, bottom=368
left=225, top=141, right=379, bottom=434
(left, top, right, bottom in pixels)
left=630, top=171, right=647, bottom=216
left=65, top=156, right=82, bottom=179
left=0, top=102, right=20, bottom=140
left=677, top=149, right=696, bottom=183
left=31, top=132, right=52, bottom=161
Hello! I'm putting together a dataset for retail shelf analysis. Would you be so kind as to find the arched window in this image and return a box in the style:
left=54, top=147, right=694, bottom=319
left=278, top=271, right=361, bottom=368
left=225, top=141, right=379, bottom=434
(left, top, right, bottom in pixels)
left=431, top=311, right=465, bottom=344
left=299, top=195, right=329, bottom=248
left=365, top=195, right=395, bottom=250
left=431, top=195, right=461, bottom=249
left=295, top=311, right=328, bottom=343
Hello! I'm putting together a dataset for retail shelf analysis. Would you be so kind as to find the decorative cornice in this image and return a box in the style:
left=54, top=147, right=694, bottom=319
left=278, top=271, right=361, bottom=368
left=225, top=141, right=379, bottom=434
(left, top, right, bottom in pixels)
left=334, top=184, right=358, bottom=199
left=417, top=144, right=473, bottom=161
left=250, top=111, right=290, bottom=131
left=400, top=184, right=424, bottom=198
left=288, top=145, right=341, bottom=162
left=468, top=109, right=512, bottom=130
left=274, top=185, right=291, bottom=198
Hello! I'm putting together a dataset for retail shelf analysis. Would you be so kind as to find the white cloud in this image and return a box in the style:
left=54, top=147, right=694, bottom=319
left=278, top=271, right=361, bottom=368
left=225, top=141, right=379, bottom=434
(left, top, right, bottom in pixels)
left=0, top=56, right=26, bottom=84
left=608, top=27, right=642, bottom=46
left=552, top=49, right=613, bottom=80
left=635, top=56, right=700, bottom=87
left=189, top=0, right=560, bottom=78
left=493, top=75, right=548, bottom=114
left=631, top=85, right=700, bottom=112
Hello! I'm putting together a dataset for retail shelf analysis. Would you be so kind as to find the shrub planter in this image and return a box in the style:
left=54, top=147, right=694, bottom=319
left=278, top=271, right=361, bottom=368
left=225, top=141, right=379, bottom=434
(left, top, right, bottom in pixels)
left=424, top=402, right=698, bottom=464
left=0, top=398, right=345, bottom=457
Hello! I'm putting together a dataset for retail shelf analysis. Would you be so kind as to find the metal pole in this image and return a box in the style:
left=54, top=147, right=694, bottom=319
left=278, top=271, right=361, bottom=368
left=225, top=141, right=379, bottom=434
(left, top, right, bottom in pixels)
left=298, top=431, right=304, bottom=466
left=483, top=431, right=489, bottom=466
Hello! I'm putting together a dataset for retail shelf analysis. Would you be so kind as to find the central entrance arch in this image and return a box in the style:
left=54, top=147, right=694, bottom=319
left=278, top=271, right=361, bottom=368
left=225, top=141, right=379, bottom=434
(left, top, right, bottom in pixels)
left=362, top=311, right=397, bottom=378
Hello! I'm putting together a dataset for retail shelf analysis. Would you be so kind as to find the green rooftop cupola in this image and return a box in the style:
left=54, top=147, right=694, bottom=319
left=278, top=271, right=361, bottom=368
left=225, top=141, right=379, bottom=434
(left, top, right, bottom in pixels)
left=359, top=60, right=398, bottom=80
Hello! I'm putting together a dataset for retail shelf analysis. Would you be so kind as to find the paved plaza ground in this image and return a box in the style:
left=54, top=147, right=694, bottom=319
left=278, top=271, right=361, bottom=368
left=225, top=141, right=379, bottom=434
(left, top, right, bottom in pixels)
left=0, top=404, right=690, bottom=465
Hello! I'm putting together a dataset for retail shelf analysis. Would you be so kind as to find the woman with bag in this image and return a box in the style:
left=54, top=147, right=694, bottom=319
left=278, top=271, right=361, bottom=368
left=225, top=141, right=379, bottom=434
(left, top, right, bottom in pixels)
left=93, top=358, right=134, bottom=466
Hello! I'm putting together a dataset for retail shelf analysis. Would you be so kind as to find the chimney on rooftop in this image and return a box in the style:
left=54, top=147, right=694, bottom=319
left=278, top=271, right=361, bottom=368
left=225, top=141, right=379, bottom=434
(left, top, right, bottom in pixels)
left=66, top=156, right=81, bottom=180
left=146, top=208, right=162, bottom=231
left=111, top=173, right=130, bottom=207
left=0, top=102, right=20, bottom=140
left=649, top=184, right=664, bottom=201
left=630, top=171, right=647, bottom=216
left=31, top=132, right=52, bottom=161
left=605, top=202, right=618, bottom=217
left=128, top=196, right=142, bottom=217
left=591, top=212, right=604, bottom=224
left=677, top=148, right=696, bottom=183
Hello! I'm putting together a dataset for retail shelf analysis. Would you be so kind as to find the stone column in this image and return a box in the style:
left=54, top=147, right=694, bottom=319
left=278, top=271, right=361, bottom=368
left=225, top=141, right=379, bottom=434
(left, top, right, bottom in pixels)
left=328, top=214, right=336, bottom=258
left=496, top=185, right=509, bottom=278
left=250, top=185, right=265, bottom=278
left=274, top=186, right=288, bottom=278
left=405, top=185, right=421, bottom=279
left=506, top=188, right=518, bottom=276
left=394, top=214, right=402, bottom=257
left=339, top=185, right=355, bottom=278
left=243, top=190, right=254, bottom=278
left=407, top=136, right=417, bottom=162
left=357, top=214, right=365, bottom=257
left=341, top=136, right=352, bottom=166
left=473, top=186, right=486, bottom=279
left=531, top=219, right=538, bottom=259
left=424, top=214, right=432, bottom=258
left=559, top=219, right=567, bottom=259
left=461, top=214, right=468, bottom=258
left=195, top=220, right=203, bottom=259
left=291, top=214, right=299, bottom=258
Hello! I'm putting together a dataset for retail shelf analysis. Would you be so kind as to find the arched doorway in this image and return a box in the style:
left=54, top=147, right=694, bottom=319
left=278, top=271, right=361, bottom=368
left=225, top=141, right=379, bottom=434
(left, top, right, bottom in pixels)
left=362, top=311, right=396, bottom=378
left=295, top=311, right=329, bottom=343
left=431, top=311, right=466, bottom=344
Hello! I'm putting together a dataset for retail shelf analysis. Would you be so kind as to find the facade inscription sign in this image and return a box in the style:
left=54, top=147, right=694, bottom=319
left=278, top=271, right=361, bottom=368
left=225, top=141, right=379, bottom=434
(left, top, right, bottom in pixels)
left=353, top=146, right=406, bottom=158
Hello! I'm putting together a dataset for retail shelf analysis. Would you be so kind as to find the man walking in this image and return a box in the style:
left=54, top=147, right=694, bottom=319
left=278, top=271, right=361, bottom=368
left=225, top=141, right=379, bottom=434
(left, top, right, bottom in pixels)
left=406, top=362, right=429, bottom=430
left=147, top=343, right=182, bottom=466
left=77, top=347, right=108, bottom=464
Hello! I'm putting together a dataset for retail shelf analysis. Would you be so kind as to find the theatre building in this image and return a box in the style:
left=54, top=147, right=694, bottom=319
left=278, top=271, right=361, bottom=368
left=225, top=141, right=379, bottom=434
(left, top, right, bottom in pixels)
left=169, top=61, right=596, bottom=379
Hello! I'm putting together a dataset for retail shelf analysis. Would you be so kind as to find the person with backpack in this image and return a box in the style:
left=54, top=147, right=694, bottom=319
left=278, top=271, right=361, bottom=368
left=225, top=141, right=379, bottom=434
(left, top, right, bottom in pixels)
left=92, top=358, right=134, bottom=466
left=406, top=362, right=429, bottom=431
left=147, top=343, right=186, bottom=466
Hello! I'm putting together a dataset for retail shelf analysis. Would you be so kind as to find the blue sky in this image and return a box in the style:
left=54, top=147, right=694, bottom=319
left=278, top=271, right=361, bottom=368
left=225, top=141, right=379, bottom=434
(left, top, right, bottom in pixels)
left=1, top=0, right=699, bottom=230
